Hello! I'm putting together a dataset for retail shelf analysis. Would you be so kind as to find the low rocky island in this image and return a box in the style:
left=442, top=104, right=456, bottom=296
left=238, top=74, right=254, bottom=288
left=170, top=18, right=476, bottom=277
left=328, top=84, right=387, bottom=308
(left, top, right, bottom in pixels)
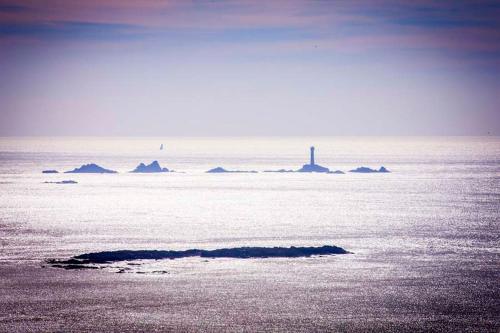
left=349, top=166, right=390, bottom=173
left=42, top=170, right=58, bottom=174
left=48, top=245, right=349, bottom=270
left=206, top=167, right=258, bottom=173
left=65, top=163, right=117, bottom=174
left=130, top=161, right=169, bottom=173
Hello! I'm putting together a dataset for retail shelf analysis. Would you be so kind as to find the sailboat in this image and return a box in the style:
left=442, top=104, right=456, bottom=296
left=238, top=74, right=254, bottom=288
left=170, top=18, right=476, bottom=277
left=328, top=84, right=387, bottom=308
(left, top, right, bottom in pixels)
left=160, top=144, right=164, bottom=150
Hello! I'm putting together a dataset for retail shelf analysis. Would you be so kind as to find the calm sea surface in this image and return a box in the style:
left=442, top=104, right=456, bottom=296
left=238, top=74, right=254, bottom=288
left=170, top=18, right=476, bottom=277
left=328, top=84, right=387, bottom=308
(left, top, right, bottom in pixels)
left=0, top=137, right=499, bottom=332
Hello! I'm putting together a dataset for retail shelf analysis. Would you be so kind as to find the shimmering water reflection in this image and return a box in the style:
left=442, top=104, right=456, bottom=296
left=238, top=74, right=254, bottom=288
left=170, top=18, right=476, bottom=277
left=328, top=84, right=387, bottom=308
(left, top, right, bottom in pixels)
left=0, top=137, right=498, bottom=331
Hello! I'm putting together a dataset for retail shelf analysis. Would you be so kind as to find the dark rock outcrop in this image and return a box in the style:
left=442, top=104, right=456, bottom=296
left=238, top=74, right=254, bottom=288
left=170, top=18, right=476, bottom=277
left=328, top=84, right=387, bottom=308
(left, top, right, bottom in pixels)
left=65, top=163, right=117, bottom=174
left=130, top=161, right=168, bottom=173
left=48, top=245, right=350, bottom=269
left=349, top=166, right=390, bottom=173
left=42, top=170, right=58, bottom=174
left=297, top=163, right=330, bottom=173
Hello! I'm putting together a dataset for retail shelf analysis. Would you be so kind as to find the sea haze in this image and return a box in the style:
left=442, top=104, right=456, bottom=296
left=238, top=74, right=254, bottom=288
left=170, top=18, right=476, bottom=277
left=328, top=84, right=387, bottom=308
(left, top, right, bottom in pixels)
left=0, top=136, right=499, bottom=331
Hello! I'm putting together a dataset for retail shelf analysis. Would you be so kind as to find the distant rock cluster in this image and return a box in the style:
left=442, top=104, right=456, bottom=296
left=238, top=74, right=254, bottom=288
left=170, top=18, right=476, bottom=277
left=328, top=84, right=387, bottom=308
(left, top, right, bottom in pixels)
left=264, top=147, right=388, bottom=174
left=42, top=163, right=390, bottom=175
left=41, top=148, right=391, bottom=180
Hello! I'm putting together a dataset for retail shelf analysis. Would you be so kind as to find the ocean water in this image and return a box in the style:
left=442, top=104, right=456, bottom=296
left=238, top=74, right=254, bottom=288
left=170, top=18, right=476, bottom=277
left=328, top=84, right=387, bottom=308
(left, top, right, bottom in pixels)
left=0, top=137, right=499, bottom=332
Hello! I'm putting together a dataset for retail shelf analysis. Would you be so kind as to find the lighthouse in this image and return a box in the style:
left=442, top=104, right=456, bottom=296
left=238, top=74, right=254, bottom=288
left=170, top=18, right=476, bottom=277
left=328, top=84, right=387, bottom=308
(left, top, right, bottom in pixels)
left=297, top=146, right=330, bottom=173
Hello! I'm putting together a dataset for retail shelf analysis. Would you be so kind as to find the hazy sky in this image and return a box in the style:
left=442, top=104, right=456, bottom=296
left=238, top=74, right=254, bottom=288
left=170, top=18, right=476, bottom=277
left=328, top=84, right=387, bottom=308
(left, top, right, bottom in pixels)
left=0, top=0, right=499, bottom=136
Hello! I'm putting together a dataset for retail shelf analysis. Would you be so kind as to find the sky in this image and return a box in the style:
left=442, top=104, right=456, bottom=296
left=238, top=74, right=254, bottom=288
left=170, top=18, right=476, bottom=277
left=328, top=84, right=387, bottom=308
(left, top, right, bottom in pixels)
left=0, top=0, right=499, bottom=136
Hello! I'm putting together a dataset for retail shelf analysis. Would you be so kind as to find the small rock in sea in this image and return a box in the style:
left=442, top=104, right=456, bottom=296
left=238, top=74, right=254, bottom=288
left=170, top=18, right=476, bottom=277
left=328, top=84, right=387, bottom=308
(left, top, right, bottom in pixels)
left=151, top=270, right=169, bottom=274
left=206, top=167, right=257, bottom=173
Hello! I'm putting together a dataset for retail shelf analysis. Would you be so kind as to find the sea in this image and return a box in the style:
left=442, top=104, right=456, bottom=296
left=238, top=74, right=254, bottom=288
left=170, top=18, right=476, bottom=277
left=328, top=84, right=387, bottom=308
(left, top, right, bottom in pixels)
left=0, top=136, right=498, bottom=332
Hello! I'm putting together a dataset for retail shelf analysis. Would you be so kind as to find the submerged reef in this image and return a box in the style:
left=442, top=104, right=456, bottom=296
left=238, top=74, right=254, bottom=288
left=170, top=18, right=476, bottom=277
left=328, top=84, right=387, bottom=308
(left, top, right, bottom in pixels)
left=48, top=245, right=349, bottom=270
left=44, top=180, right=78, bottom=184
left=65, top=163, right=117, bottom=174
left=130, top=161, right=169, bottom=173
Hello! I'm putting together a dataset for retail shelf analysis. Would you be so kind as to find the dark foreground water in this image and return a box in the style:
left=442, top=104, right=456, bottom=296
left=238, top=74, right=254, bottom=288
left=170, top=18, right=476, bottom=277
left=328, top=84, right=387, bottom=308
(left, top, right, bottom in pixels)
left=0, top=137, right=499, bottom=332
